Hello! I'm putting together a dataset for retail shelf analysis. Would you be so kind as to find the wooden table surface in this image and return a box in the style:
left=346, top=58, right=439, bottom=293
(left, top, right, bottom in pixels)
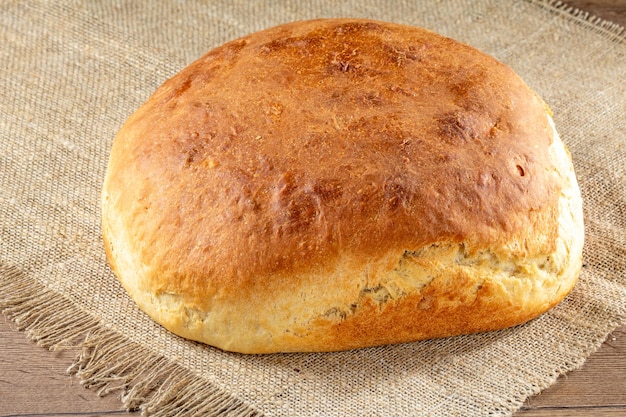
left=1, top=1, right=625, bottom=416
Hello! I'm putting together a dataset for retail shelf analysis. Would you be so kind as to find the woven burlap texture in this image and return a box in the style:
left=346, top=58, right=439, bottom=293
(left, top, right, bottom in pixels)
left=1, top=1, right=625, bottom=416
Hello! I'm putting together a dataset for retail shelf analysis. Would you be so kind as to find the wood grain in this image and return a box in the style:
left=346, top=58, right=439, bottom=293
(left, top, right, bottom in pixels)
left=0, top=318, right=128, bottom=416
left=518, top=326, right=626, bottom=415
left=565, top=0, right=626, bottom=26
left=1, top=1, right=624, bottom=416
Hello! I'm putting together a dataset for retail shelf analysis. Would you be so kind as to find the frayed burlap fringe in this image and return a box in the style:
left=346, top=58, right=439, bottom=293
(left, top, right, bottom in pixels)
left=0, top=263, right=261, bottom=417
left=529, top=0, right=625, bottom=41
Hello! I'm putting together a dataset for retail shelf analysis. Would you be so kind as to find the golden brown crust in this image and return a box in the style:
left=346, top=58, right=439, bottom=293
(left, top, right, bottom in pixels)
left=102, top=19, right=584, bottom=353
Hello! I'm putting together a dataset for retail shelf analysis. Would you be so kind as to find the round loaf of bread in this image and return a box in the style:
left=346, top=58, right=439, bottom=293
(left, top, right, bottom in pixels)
left=102, top=19, right=584, bottom=353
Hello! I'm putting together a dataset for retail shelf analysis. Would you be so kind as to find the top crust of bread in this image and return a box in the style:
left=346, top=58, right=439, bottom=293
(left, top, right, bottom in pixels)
left=102, top=19, right=584, bottom=353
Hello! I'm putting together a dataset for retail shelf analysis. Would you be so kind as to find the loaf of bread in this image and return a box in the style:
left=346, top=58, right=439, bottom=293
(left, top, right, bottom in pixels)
left=102, top=19, right=584, bottom=353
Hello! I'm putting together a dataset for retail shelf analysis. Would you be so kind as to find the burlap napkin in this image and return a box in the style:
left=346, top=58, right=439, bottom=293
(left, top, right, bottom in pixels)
left=1, top=1, right=625, bottom=416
